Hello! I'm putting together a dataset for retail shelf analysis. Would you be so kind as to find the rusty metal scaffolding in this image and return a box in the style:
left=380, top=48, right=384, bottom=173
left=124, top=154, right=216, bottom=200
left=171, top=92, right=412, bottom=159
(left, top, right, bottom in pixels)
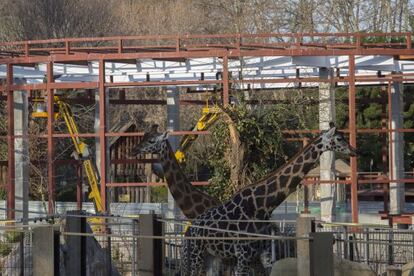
left=0, top=32, right=413, bottom=224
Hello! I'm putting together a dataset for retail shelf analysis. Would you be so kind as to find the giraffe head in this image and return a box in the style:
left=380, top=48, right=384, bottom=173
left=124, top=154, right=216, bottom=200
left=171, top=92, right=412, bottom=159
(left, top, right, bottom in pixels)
left=130, top=124, right=169, bottom=156
left=320, top=122, right=357, bottom=156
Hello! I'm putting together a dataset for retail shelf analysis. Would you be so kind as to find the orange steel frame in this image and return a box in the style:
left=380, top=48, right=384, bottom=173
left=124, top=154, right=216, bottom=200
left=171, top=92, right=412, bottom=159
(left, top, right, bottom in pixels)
left=1, top=32, right=414, bottom=224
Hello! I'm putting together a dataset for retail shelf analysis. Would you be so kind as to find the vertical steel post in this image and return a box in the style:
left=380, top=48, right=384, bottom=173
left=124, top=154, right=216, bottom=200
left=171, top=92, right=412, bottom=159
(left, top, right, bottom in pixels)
left=365, top=230, right=369, bottom=264
left=6, top=63, right=15, bottom=220
left=381, top=87, right=389, bottom=213
left=348, top=55, right=359, bottom=223
left=349, top=235, right=354, bottom=261
left=309, top=232, right=334, bottom=276
left=222, top=55, right=229, bottom=107
left=388, top=82, right=393, bottom=181
left=77, top=164, right=82, bottom=210
left=132, top=219, right=138, bottom=276
left=47, top=62, right=55, bottom=214
left=99, top=60, right=107, bottom=211
left=303, top=139, right=310, bottom=214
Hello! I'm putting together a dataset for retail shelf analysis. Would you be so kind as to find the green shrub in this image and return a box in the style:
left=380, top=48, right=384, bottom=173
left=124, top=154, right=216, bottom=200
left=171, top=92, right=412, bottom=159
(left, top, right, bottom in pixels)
left=4, top=231, right=22, bottom=243
left=0, top=242, right=11, bottom=256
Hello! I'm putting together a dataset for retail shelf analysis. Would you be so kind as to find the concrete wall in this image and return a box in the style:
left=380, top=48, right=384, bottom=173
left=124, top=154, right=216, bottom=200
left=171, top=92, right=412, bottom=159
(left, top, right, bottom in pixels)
left=271, top=257, right=376, bottom=276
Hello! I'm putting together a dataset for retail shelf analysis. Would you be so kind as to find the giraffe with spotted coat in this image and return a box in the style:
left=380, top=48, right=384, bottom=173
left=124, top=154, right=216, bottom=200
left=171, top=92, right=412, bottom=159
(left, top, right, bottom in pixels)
left=130, top=125, right=220, bottom=219
left=182, top=124, right=357, bottom=275
left=130, top=125, right=277, bottom=274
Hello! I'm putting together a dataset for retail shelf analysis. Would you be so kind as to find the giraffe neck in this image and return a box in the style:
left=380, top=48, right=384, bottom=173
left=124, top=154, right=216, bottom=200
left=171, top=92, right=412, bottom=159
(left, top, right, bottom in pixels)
left=231, top=137, right=324, bottom=219
left=159, top=141, right=220, bottom=219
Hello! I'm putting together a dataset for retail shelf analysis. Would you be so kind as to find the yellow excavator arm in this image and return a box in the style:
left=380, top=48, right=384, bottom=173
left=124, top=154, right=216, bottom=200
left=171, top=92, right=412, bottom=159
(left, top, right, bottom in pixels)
left=175, top=105, right=221, bottom=163
left=33, top=96, right=104, bottom=214
left=55, top=97, right=104, bottom=213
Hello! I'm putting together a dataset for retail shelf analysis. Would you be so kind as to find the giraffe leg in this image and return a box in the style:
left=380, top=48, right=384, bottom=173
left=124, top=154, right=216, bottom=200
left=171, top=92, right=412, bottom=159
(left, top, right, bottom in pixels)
left=181, top=239, right=205, bottom=276
left=234, top=245, right=255, bottom=276
left=190, top=248, right=205, bottom=276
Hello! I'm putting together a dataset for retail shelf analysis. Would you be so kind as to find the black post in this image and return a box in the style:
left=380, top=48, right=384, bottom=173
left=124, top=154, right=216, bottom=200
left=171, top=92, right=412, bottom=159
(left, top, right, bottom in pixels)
left=19, top=232, right=24, bottom=276
left=309, top=232, right=334, bottom=276
left=388, top=229, right=394, bottom=265
left=54, top=230, right=60, bottom=275
left=80, top=214, right=86, bottom=276
left=65, top=210, right=86, bottom=276
left=349, top=235, right=354, bottom=261
left=138, top=213, right=164, bottom=276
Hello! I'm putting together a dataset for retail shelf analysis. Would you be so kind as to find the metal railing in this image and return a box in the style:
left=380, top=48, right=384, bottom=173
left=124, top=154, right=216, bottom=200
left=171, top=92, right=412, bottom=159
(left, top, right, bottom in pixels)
left=0, top=32, right=412, bottom=60
left=0, top=229, right=32, bottom=276
left=4, top=215, right=414, bottom=275
left=318, top=224, right=414, bottom=275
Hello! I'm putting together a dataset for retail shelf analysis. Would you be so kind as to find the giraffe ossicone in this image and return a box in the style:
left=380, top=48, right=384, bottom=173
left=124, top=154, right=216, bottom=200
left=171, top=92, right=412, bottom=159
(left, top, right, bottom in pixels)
left=182, top=123, right=357, bottom=276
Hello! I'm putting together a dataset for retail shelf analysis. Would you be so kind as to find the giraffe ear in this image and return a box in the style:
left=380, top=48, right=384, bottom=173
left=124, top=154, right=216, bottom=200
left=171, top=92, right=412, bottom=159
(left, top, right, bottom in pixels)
left=161, top=131, right=170, bottom=140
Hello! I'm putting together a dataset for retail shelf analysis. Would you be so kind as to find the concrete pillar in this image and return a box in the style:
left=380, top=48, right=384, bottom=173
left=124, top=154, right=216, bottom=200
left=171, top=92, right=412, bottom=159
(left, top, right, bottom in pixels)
left=297, top=215, right=315, bottom=276
left=14, top=79, right=29, bottom=224
left=387, top=266, right=402, bottom=276
left=94, top=89, right=110, bottom=209
left=166, top=87, right=181, bottom=231
left=319, top=67, right=337, bottom=222
left=389, top=74, right=405, bottom=215
left=33, top=226, right=58, bottom=276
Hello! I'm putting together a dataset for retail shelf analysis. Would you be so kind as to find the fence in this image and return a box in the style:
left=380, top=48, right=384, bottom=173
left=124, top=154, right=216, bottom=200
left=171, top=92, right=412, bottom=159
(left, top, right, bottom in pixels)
left=0, top=229, right=32, bottom=276
left=318, top=224, right=414, bottom=275
left=2, top=214, right=414, bottom=275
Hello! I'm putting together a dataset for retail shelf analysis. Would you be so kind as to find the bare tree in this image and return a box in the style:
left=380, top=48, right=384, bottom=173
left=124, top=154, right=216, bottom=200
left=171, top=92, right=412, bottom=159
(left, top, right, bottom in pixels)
left=0, top=0, right=121, bottom=40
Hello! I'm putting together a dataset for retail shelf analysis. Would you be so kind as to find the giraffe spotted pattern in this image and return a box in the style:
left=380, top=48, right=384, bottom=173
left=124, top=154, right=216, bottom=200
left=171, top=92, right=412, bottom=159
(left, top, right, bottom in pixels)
left=130, top=125, right=220, bottom=219
left=182, top=125, right=356, bottom=275
left=131, top=125, right=280, bottom=274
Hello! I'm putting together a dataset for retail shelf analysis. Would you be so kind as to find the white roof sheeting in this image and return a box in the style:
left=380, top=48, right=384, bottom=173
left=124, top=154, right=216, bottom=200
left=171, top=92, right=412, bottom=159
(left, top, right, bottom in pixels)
left=1, top=55, right=413, bottom=89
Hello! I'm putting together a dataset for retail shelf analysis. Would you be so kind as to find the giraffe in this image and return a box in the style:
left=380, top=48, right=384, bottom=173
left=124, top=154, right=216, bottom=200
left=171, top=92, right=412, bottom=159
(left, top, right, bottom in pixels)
left=131, top=125, right=276, bottom=274
left=182, top=124, right=357, bottom=275
left=130, top=124, right=220, bottom=219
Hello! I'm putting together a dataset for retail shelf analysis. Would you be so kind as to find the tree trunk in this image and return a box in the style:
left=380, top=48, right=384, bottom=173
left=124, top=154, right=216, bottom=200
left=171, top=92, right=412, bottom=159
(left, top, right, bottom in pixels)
left=219, top=107, right=246, bottom=194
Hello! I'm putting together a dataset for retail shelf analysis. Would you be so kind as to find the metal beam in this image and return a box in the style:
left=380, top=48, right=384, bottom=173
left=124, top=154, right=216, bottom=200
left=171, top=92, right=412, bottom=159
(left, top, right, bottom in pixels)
left=348, top=55, right=359, bottom=223
left=98, top=59, right=107, bottom=212
left=3, top=48, right=414, bottom=65
left=6, top=63, right=14, bottom=220
left=47, top=62, right=55, bottom=214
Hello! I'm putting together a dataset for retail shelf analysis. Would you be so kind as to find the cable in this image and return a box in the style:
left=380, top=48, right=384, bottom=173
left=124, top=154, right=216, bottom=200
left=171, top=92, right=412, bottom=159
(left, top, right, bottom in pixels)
left=158, top=218, right=300, bottom=240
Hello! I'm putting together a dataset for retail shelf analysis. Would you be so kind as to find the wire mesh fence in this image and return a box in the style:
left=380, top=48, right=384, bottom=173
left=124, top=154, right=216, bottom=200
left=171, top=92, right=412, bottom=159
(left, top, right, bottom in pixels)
left=161, top=219, right=297, bottom=275
left=317, top=224, right=414, bottom=275
left=0, top=229, right=32, bottom=276
left=3, top=216, right=414, bottom=275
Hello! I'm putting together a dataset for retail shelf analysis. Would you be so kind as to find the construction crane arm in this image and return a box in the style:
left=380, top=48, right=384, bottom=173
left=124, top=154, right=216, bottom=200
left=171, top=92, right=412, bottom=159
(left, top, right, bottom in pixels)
left=175, top=106, right=221, bottom=163
left=55, top=97, right=104, bottom=213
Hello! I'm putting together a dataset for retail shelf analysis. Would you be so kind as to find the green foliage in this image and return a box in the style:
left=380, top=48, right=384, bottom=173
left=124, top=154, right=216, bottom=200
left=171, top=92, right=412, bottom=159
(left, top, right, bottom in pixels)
left=203, top=96, right=310, bottom=201
left=0, top=242, right=11, bottom=256
left=150, top=186, right=168, bottom=203
left=189, top=85, right=414, bottom=200
left=0, top=231, right=20, bottom=258
left=404, top=103, right=414, bottom=129
left=0, top=188, right=7, bottom=200
left=4, top=231, right=22, bottom=243
left=360, top=31, right=406, bottom=44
